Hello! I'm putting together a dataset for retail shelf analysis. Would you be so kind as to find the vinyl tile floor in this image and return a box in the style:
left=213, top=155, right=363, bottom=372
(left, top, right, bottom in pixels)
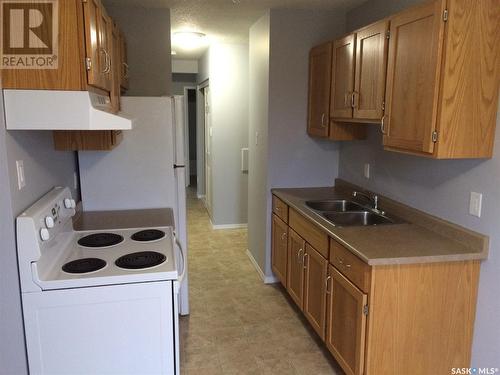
left=180, top=188, right=343, bottom=375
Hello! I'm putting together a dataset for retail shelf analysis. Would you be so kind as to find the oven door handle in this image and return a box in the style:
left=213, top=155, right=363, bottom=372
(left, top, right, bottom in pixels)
left=174, top=234, right=186, bottom=284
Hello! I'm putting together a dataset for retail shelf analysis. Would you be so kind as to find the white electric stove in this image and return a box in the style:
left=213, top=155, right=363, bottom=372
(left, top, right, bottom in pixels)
left=16, top=187, right=185, bottom=375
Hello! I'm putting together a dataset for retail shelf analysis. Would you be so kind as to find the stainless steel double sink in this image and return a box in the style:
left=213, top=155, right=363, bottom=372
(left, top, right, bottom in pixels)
left=305, top=199, right=397, bottom=227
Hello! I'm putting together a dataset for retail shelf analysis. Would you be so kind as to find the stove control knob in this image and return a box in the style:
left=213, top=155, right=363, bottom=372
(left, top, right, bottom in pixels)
left=40, top=228, right=50, bottom=242
left=45, top=216, right=55, bottom=228
left=64, top=198, right=72, bottom=209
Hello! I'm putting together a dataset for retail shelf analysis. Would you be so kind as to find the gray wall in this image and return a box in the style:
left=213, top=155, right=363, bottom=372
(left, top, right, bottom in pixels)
left=248, top=12, right=271, bottom=274
left=103, top=4, right=172, bottom=96
left=341, top=0, right=500, bottom=366
left=248, top=9, right=347, bottom=277
left=171, top=73, right=197, bottom=96
left=0, top=92, right=79, bottom=374
left=209, top=43, right=249, bottom=226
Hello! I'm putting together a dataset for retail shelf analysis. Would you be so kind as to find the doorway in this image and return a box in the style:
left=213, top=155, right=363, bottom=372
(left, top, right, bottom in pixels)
left=183, top=87, right=197, bottom=187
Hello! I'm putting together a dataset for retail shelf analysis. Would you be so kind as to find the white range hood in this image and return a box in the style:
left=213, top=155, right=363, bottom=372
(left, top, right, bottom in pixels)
left=3, top=89, right=134, bottom=130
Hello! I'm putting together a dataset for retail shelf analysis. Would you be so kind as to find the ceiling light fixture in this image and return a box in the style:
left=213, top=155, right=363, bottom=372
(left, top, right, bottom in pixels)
left=172, top=31, right=207, bottom=50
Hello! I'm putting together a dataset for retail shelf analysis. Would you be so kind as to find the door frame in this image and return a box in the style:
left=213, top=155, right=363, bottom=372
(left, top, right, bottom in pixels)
left=183, top=86, right=196, bottom=187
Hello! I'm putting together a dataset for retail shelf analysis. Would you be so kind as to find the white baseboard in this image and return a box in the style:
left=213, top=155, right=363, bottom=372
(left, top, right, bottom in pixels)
left=245, top=249, right=279, bottom=284
left=211, top=223, right=247, bottom=230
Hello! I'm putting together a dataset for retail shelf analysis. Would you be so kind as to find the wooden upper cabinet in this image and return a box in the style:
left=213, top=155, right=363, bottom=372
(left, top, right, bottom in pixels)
left=383, top=0, right=499, bottom=158
left=326, top=265, right=367, bottom=375
left=286, top=229, right=306, bottom=308
left=353, top=20, right=389, bottom=120
left=1, top=0, right=86, bottom=90
left=271, top=214, right=288, bottom=286
left=383, top=0, right=446, bottom=155
left=307, top=43, right=333, bottom=137
left=331, top=34, right=356, bottom=119
left=303, top=244, right=328, bottom=340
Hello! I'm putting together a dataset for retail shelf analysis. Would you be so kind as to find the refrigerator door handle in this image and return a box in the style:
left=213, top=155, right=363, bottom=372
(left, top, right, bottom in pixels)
left=173, top=164, right=185, bottom=169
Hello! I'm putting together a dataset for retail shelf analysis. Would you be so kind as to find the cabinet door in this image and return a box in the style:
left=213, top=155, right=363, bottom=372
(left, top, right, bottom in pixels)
left=83, top=0, right=112, bottom=92
left=97, top=7, right=113, bottom=92
left=331, top=34, right=356, bottom=119
left=307, top=43, right=332, bottom=137
left=303, top=244, right=328, bottom=340
left=353, top=21, right=389, bottom=120
left=286, top=229, right=305, bottom=309
left=271, top=214, right=288, bottom=286
left=383, top=0, right=446, bottom=154
left=326, top=266, right=367, bottom=375
left=83, top=0, right=101, bottom=88
left=120, top=30, right=130, bottom=90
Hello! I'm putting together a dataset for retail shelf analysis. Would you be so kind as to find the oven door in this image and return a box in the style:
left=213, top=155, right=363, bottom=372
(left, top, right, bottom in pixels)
left=22, top=281, right=176, bottom=374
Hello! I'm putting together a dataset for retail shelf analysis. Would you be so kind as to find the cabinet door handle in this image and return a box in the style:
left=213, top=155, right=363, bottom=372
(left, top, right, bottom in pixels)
left=352, top=91, right=359, bottom=108
left=303, top=253, right=309, bottom=270
left=336, top=256, right=344, bottom=265
left=321, top=113, right=327, bottom=128
left=380, top=115, right=386, bottom=135
left=325, top=275, right=332, bottom=294
left=100, top=48, right=111, bottom=74
left=123, top=62, right=129, bottom=79
left=281, top=232, right=287, bottom=241
left=297, top=248, right=304, bottom=263
left=344, top=92, right=350, bottom=108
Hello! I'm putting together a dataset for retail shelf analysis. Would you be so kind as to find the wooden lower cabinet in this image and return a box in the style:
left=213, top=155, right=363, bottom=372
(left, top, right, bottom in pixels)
left=271, top=214, right=288, bottom=286
left=326, top=265, right=367, bottom=375
left=53, top=130, right=123, bottom=151
left=286, top=229, right=305, bottom=308
left=303, top=244, right=328, bottom=339
left=270, top=197, right=480, bottom=374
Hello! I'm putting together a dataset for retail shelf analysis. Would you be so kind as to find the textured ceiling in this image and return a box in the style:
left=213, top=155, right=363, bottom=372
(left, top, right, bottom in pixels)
left=104, top=0, right=365, bottom=59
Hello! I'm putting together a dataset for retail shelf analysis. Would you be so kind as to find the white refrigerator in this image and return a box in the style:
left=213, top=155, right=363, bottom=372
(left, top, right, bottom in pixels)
left=78, top=96, right=189, bottom=315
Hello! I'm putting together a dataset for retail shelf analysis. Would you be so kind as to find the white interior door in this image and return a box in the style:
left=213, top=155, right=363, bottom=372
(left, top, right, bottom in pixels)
left=204, top=86, right=212, bottom=217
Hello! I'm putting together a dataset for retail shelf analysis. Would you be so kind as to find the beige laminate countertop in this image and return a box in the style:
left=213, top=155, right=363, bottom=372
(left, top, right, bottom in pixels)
left=272, top=183, right=488, bottom=266
left=73, top=208, right=175, bottom=231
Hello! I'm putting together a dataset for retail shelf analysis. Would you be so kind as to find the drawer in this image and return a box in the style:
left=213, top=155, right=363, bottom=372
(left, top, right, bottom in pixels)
left=272, top=195, right=289, bottom=223
left=330, top=239, right=371, bottom=293
left=289, top=209, right=329, bottom=258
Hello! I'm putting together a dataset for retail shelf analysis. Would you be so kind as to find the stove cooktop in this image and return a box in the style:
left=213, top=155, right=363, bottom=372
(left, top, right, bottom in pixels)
left=33, top=227, right=178, bottom=290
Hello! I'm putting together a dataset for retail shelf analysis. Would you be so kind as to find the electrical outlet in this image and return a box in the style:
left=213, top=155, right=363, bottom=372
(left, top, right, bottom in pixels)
left=364, top=163, right=370, bottom=179
left=469, top=192, right=482, bottom=218
left=16, top=160, right=25, bottom=190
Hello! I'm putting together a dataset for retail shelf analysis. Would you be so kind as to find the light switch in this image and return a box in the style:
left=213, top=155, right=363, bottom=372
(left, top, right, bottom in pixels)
left=469, top=192, right=482, bottom=218
left=16, top=160, right=25, bottom=190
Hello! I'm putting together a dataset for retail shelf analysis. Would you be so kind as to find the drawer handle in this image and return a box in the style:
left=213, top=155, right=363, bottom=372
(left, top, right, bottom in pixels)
left=325, top=275, right=332, bottom=294
left=336, top=256, right=352, bottom=269
left=336, top=256, right=343, bottom=265
left=303, top=253, right=309, bottom=270
left=345, top=263, right=352, bottom=269
left=297, top=248, right=304, bottom=263
left=281, top=233, right=287, bottom=240
left=275, top=206, right=281, bottom=211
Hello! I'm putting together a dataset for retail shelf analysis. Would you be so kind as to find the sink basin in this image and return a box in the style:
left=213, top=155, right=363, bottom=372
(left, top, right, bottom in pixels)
left=306, top=200, right=365, bottom=212
left=323, top=211, right=394, bottom=227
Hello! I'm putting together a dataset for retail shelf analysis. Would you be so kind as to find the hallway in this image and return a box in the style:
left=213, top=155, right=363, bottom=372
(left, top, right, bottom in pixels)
left=180, top=189, right=342, bottom=374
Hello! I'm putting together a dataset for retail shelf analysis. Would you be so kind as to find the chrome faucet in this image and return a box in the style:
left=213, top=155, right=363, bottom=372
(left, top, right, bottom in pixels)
left=352, top=191, right=383, bottom=214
